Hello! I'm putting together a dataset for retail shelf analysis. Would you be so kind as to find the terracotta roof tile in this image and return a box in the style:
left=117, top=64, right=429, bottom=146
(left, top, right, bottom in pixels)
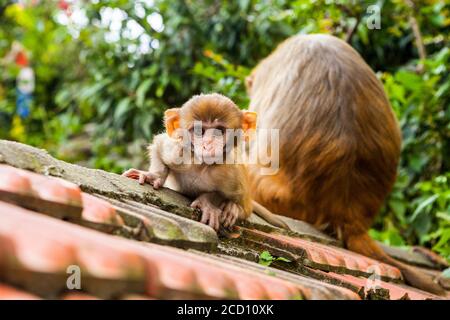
left=323, top=272, right=443, bottom=300
left=139, top=244, right=302, bottom=300
left=61, top=292, right=100, bottom=300
left=0, top=166, right=129, bottom=235
left=0, top=165, right=82, bottom=220
left=32, top=175, right=82, bottom=207
left=0, top=166, right=33, bottom=194
left=0, top=165, right=82, bottom=206
left=0, top=201, right=307, bottom=299
left=81, top=193, right=124, bottom=227
left=120, top=294, right=155, bottom=300
left=237, top=227, right=402, bottom=281
left=0, top=284, right=150, bottom=300
left=0, top=201, right=146, bottom=298
left=0, top=284, right=41, bottom=300
left=198, top=251, right=361, bottom=300
left=11, top=228, right=77, bottom=273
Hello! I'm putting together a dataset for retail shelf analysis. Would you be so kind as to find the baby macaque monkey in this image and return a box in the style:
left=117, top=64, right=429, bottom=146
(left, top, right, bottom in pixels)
left=123, top=93, right=289, bottom=231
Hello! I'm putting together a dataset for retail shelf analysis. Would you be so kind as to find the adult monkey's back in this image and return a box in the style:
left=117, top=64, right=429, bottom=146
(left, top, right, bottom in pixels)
left=246, top=34, right=443, bottom=294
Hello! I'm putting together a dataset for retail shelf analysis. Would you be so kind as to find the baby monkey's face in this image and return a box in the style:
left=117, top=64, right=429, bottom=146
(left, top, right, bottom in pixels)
left=164, top=93, right=257, bottom=165
left=189, top=120, right=228, bottom=162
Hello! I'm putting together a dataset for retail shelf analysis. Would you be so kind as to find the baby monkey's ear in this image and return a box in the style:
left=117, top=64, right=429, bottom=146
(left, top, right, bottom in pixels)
left=245, top=74, right=254, bottom=94
left=164, top=108, right=180, bottom=137
left=242, top=111, right=257, bottom=140
left=242, top=111, right=257, bottom=131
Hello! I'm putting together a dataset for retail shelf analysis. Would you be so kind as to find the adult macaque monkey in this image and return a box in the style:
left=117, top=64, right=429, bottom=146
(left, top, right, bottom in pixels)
left=123, top=93, right=290, bottom=231
left=245, top=34, right=444, bottom=294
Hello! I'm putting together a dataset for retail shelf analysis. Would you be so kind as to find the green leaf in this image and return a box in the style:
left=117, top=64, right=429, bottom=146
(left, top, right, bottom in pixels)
left=155, top=85, right=165, bottom=98
left=409, top=194, right=439, bottom=222
left=275, top=256, right=292, bottom=263
left=136, top=79, right=152, bottom=108
left=258, top=250, right=275, bottom=266
left=98, top=99, right=112, bottom=117
left=259, top=250, right=272, bottom=260
left=258, top=250, right=291, bottom=266
left=389, top=199, right=406, bottom=222
left=114, top=97, right=131, bottom=120
left=436, top=212, right=450, bottom=223
left=395, top=70, right=423, bottom=91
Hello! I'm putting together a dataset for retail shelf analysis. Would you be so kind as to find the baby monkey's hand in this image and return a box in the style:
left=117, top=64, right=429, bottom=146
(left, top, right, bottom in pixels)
left=190, top=192, right=223, bottom=231
left=220, top=201, right=241, bottom=228
left=122, top=168, right=166, bottom=189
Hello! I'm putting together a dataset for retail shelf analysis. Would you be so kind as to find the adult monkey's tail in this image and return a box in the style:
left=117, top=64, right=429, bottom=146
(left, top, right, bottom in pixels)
left=252, top=200, right=291, bottom=231
left=346, top=232, right=445, bottom=295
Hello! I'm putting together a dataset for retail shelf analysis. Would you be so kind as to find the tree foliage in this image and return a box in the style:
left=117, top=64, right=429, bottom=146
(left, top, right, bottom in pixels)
left=0, top=0, right=449, bottom=259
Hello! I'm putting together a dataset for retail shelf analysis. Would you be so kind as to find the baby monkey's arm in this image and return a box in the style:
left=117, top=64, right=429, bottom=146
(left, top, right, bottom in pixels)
left=122, top=134, right=170, bottom=189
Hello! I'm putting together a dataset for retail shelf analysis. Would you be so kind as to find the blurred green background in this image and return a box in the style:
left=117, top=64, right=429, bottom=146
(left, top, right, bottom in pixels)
left=0, top=0, right=449, bottom=260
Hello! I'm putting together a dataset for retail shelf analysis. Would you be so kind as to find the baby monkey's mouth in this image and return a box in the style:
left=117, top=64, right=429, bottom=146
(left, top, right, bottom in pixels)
left=191, top=138, right=227, bottom=164
left=196, top=149, right=225, bottom=164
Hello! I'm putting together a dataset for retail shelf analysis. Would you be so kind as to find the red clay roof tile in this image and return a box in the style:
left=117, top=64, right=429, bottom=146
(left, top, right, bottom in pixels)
left=239, top=227, right=402, bottom=281
left=0, top=201, right=146, bottom=298
left=0, top=165, right=82, bottom=220
left=142, top=244, right=359, bottom=300
left=212, top=253, right=362, bottom=300
left=11, top=230, right=77, bottom=273
left=0, top=166, right=33, bottom=194
left=0, top=201, right=311, bottom=300
left=324, top=272, right=443, bottom=300
left=0, top=165, right=83, bottom=206
left=0, top=284, right=40, bottom=300
left=81, top=193, right=124, bottom=226
left=61, top=292, right=100, bottom=300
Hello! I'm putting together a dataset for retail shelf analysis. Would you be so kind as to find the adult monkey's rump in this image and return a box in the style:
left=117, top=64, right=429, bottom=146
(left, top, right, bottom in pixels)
left=246, top=34, right=443, bottom=294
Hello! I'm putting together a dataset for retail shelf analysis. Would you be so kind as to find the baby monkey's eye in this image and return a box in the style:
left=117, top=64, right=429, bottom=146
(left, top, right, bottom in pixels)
left=216, top=126, right=226, bottom=134
left=191, top=127, right=205, bottom=136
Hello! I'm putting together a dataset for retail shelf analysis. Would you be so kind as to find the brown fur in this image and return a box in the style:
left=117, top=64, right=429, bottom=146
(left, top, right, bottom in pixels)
left=180, top=93, right=243, bottom=129
left=246, top=34, right=444, bottom=294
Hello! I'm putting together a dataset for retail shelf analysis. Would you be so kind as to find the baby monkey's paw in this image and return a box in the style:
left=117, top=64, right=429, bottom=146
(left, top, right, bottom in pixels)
left=220, top=201, right=241, bottom=228
left=122, top=168, right=166, bottom=189
left=191, top=194, right=222, bottom=231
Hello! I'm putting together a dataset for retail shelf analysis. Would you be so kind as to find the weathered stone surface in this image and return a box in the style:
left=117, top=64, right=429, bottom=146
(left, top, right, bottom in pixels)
left=101, top=196, right=218, bottom=251
left=379, top=243, right=438, bottom=269
left=412, top=246, right=449, bottom=269
left=125, top=199, right=218, bottom=248
left=247, top=214, right=341, bottom=246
